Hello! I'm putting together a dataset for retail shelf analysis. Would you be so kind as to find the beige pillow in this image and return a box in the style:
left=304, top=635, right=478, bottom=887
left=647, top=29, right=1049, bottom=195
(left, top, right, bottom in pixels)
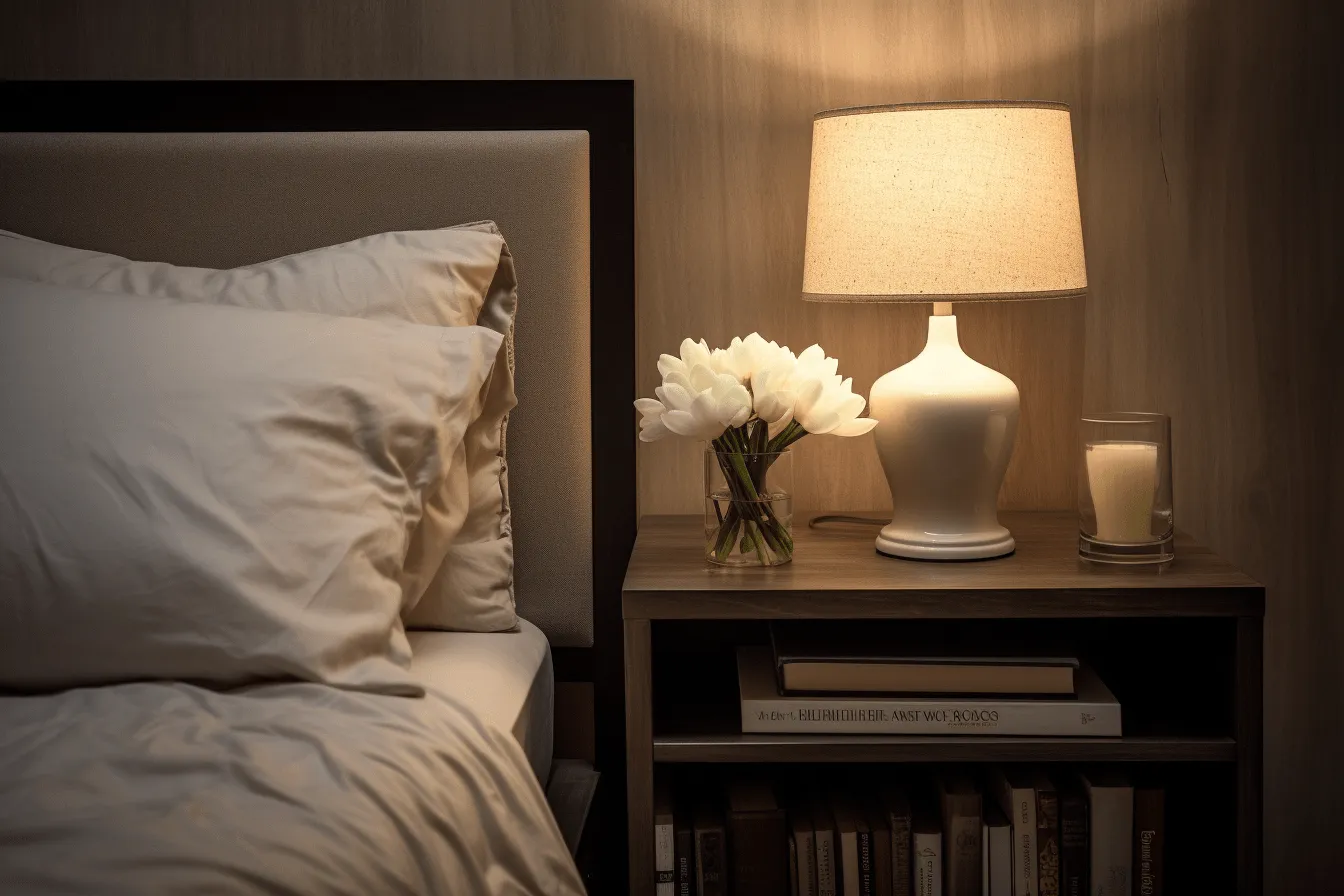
left=0, top=226, right=517, bottom=632
left=0, top=277, right=505, bottom=693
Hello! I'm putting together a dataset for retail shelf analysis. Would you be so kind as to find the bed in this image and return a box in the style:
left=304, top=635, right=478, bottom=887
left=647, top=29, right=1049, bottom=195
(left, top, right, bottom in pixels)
left=0, top=80, right=635, bottom=894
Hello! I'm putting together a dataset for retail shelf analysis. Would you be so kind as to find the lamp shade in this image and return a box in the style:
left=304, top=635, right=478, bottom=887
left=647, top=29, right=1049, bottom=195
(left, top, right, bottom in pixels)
left=802, top=101, right=1087, bottom=302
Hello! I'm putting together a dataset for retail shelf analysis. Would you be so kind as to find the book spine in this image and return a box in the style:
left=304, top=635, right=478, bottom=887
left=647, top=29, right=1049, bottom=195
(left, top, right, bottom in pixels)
left=1058, top=794, right=1088, bottom=896
left=741, top=697, right=1120, bottom=736
left=798, top=829, right=818, bottom=896
left=1037, top=790, right=1060, bottom=896
left=817, top=827, right=838, bottom=896
left=677, top=824, right=695, bottom=896
left=841, top=830, right=860, bottom=896
left=1088, top=789, right=1132, bottom=896
left=892, top=812, right=913, bottom=896
left=657, top=813, right=676, bottom=896
left=945, top=812, right=981, bottom=896
left=791, top=834, right=801, bottom=896
left=914, top=832, right=943, bottom=896
left=1004, top=788, right=1037, bottom=896
left=1132, top=789, right=1163, bottom=896
left=858, top=828, right=874, bottom=896
left=696, top=828, right=726, bottom=896
left=983, top=823, right=990, bottom=896
left=988, top=822, right=1013, bottom=896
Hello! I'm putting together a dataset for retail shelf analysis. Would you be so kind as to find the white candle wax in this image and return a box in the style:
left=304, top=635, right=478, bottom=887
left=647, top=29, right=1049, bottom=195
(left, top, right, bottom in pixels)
left=1086, top=440, right=1159, bottom=543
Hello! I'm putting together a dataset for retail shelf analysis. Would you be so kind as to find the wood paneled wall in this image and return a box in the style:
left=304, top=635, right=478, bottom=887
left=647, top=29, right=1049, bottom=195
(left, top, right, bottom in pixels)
left=4, top=1, right=1337, bottom=888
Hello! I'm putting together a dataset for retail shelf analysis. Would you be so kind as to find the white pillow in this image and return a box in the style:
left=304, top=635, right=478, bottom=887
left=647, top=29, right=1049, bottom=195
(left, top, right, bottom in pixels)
left=0, top=226, right=518, bottom=633
left=0, top=277, right=504, bottom=693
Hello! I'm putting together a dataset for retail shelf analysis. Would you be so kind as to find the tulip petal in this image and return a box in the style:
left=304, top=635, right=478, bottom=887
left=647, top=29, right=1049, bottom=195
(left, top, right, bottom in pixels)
left=835, top=392, right=866, bottom=420
left=801, top=410, right=841, bottom=435
left=639, top=418, right=671, bottom=441
left=634, top=397, right=664, bottom=420
left=657, top=354, right=687, bottom=380
left=663, top=409, right=703, bottom=437
left=832, top=417, right=879, bottom=437
left=689, top=363, right=717, bottom=393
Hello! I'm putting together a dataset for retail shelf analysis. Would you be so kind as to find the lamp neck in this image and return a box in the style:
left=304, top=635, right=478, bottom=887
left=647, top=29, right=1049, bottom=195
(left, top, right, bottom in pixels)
left=923, top=312, right=962, bottom=353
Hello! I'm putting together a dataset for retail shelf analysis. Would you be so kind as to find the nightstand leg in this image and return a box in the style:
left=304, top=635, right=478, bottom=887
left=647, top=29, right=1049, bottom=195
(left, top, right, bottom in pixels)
left=1236, top=615, right=1263, bottom=896
left=625, top=618, right=653, bottom=896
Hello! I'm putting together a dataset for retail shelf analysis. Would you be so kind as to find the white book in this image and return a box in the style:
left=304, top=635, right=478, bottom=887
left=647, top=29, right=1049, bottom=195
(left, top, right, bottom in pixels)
left=1081, top=774, right=1133, bottom=896
left=737, top=648, right=1121, bottom=736
left=815, top=807, right=839, bottom=896
left=989, top=769, right=1037, bottom=896
left=655, top=799, right=674, bottom=896
left=986, top=807, right=1013, bottom=896
left=913, top=821, right=943, bottom=896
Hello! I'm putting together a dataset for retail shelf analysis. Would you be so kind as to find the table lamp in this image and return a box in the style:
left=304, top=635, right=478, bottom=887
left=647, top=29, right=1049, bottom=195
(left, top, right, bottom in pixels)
left=801, top=101, right=1087, bottom=559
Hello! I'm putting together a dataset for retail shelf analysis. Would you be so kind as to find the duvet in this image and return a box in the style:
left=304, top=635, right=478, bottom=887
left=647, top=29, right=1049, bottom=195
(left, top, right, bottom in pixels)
left=0, top=682, right=585, bottom=895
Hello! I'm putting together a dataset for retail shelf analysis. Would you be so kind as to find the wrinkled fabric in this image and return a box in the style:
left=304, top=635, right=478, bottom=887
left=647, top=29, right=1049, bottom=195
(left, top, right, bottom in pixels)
left=0, top=682, right=584, bottom=895
left=0, top=225, right=520, bottom=634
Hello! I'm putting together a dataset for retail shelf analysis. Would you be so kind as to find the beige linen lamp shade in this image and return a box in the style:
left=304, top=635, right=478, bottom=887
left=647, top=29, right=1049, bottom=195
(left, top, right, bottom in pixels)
left=802, top=100, right=1087, bottom=302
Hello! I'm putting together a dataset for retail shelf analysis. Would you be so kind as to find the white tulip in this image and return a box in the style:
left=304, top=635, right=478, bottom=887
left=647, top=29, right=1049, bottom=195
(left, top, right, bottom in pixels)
left=793, top=373, right=877, bottom=437
left=661, top=370, right=752, bottom=440
left=636, top=334, right=873, bottom=446
left=634, top=397, right=670, bottom=442
left=750, top=362, right=798, bottom=437
left=716, top=332, right=792, bottom=384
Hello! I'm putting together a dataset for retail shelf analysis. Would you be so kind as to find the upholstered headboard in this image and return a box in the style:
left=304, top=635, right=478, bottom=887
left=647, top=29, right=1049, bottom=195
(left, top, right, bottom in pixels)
left=0, top=82, right=635, bottom=760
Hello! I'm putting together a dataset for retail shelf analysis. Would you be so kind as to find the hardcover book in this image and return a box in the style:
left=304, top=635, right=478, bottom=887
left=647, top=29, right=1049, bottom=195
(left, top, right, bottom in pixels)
left=656, top=776, right=676, bottom=896
left=988, top=768, right=1037, bottom=896
left=676, top=805, right=695, bottom=896
left=1054, top=778, right=1089, bottom=896
left=985, top=803, right=1013, bottom=896
left=883, top=786, right=913, bottom=896
left=1080, top=773, right=1132, bottom=896
left=938, top=774, right=983, bottom=896
left=912, top=805, right=943, bottom=896
left=866, top=804, right=894, bottom=896
left=791, top=834, right=800, bottom=896
left=726, top=778, right=788, bottom=896
left=1132, top=787, right=1163, bottom=896
left=694, top=799, right=727, bottom=896
left=814, top=802, right=839, bottom=896
left=738, top=648, right=1120, bottom=736
left=832, top=793, right=863, bottom=896
left=792, top=810, right=819, bottom=896
left=770, top=624, right=1078, bottom=696
left=1035, top=774, right=1061, bottom=896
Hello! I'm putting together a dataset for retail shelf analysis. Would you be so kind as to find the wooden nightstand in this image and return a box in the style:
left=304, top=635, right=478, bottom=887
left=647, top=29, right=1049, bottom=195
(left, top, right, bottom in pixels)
left=622, top=511, right=1264, bottom=896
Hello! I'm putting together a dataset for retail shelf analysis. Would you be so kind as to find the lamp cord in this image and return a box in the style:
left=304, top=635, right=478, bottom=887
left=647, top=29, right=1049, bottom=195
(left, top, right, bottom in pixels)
left=807, top=514, right=887, bottom=528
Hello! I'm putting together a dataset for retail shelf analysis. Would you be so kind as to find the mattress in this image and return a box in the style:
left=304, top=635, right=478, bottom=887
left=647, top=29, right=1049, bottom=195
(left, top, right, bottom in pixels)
left=407, top=617, right=554, bottom=783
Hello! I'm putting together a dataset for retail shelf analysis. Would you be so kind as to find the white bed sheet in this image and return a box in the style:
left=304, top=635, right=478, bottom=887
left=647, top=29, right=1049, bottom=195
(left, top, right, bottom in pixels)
left=407, top=617, right=554, bottom=783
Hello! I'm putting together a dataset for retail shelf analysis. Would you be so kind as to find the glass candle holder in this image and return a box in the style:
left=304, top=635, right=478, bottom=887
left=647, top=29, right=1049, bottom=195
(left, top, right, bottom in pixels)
left=1078, top=412, right=1174, bottom=564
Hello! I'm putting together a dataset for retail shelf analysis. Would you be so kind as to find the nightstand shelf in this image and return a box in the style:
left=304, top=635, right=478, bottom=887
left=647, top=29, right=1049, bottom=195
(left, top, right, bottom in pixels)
left=652, top=733, right=1238, bottom=764
left=622, top=510, right=1264, bottom=895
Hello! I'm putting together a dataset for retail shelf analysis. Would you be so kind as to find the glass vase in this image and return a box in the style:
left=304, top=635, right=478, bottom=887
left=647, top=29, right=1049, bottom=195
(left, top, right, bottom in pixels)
left=1078, top=412, right=1175, bottom=564
left=704, top=446, right=794, bottom=567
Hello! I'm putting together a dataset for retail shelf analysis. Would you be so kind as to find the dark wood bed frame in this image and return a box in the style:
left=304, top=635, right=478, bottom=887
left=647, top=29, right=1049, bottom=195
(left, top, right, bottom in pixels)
left=1, top=79, right=637, bottom=884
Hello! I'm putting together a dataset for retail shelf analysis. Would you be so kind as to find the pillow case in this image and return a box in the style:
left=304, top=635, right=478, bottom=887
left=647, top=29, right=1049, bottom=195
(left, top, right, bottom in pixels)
left=0, top=225, right=518, bottom=632
left=0, top=276, right=504, bottom=693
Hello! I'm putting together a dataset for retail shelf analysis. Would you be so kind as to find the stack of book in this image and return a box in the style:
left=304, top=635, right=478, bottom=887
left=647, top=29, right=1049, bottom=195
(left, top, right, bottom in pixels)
left=653, top=770, right=1165, bottom=896
left=737, top=626, right=1121, bottom=737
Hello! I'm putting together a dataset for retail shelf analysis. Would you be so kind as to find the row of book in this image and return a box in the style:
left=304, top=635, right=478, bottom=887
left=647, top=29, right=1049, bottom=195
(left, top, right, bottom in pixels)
left=654, top=768, right=1164, bottom=896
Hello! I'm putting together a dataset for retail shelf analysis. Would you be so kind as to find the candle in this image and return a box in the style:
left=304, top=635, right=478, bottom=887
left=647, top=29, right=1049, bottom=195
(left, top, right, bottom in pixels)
left=1085, top=441, right=1159, bottom=543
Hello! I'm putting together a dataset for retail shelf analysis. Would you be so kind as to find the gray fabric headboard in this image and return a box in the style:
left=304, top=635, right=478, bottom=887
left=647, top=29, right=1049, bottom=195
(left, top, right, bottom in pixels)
left=0, top=129, right=596, bottom=647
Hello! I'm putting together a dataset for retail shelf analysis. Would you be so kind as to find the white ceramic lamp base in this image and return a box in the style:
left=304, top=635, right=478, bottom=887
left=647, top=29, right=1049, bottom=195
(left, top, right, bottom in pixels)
left=868, top=312, right=1020, bottom=560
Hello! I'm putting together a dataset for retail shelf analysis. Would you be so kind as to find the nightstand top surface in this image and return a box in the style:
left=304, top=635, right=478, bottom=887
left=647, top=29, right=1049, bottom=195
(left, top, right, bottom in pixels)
left=622, top=511, right=1263, bottom=619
